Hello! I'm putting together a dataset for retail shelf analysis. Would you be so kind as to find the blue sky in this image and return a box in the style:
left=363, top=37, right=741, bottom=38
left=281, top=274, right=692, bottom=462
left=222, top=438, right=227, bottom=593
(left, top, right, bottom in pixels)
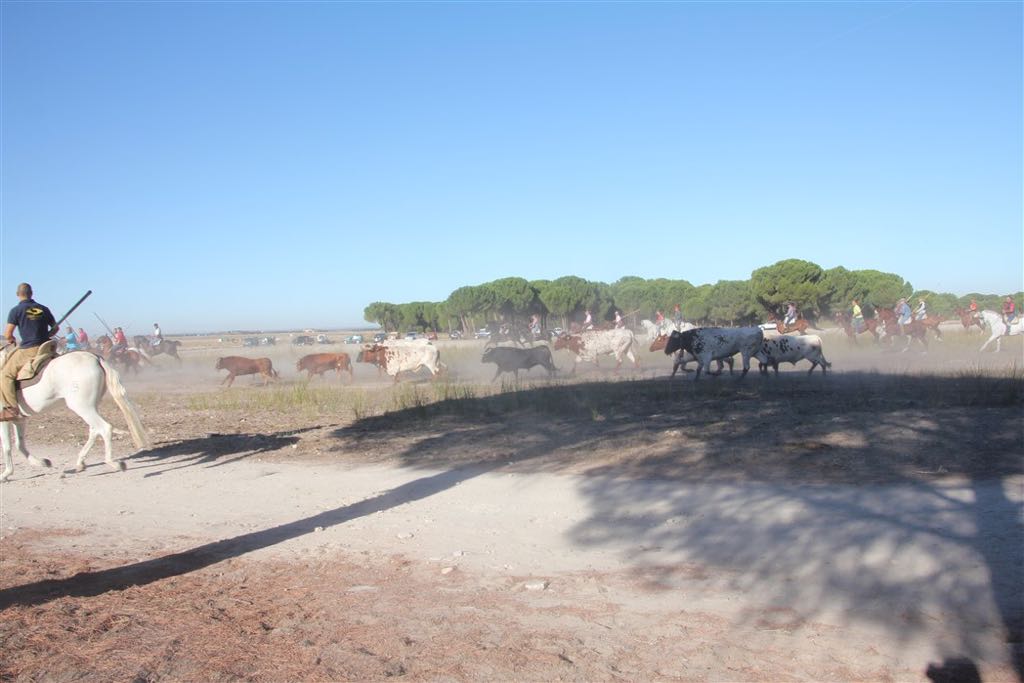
left=2, top=1, right=1020, bottom=334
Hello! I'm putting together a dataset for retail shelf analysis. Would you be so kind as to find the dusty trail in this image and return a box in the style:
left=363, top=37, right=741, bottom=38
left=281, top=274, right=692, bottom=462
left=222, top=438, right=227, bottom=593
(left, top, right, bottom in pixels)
left=1, top=328, right=1021, bottom=681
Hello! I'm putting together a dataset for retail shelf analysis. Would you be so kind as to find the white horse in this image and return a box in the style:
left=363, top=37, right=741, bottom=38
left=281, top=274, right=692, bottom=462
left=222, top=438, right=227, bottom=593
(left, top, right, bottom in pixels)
left=0, top=349, right=150, bottom=482
left=978, top=310, right=1023, bottom=352
left=640, top=319, right=696, bottom=342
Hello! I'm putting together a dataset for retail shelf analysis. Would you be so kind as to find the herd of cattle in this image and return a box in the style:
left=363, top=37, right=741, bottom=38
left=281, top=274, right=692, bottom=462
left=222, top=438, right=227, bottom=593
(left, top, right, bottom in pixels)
left=208, top=321, right=834, bottom=386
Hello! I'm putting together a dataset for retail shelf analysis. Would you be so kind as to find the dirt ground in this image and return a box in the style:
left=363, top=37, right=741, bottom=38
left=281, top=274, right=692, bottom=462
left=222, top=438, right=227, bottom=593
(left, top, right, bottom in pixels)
left=1, top=326, right=1022, bottom=682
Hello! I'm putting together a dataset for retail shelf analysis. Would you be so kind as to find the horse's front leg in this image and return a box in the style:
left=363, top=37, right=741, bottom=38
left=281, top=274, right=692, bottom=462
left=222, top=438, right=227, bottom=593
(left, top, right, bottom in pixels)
left=0, top=422, right=13, bottom=482
left=1, top=422, right=52, bottom=481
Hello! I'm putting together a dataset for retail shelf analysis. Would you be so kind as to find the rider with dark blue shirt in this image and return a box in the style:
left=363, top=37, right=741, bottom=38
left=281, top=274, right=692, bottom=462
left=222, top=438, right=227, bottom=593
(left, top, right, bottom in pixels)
left=1, top=283, right=58, bottom=421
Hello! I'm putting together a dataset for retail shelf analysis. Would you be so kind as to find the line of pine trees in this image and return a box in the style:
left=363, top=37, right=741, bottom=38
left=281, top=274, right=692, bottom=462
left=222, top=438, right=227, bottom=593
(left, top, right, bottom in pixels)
left=363, top=259, right=1022, bottom=333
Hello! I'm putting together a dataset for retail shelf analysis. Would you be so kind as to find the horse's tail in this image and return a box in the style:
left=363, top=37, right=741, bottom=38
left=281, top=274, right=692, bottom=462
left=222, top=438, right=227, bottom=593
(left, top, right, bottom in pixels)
left=98, top=357, right=151, bottom=450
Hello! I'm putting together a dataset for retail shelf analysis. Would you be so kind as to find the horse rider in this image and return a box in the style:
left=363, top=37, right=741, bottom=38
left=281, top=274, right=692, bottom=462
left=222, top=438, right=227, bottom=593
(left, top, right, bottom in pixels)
left=1, top=283, right=58, bottom=421
left=151, top=322, right=163, bottom=346
left=1002, top=296, right=1017, bottom=332
left=614, top=310, right=625, bottom=328
left=969, top=298, right=978, bottom=315
left=111, top=326, right=128, bottom=354
left=64, top=325, right=80, bottom=351
left=914, top=297, right=927, bottom=321
left=895, top=298, right=912, bottom=334
left=672, top=304, right=683, bottom=326
left=528, top=313, right=541, bottom=339
left=783, top=302, right=798, bottom=327
left=77, top=327, right=90, bottom=350
left=851, top=299, right=865, bottom=333
left=583, top=309, right=594, bottom=331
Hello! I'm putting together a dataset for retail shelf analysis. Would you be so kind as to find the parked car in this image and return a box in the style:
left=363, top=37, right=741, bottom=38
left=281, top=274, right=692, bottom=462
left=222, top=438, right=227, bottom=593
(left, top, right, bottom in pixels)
left=404, top=331, right=420, bottom=340
left=344, top=334, right=364, bottom=344
left=449, top=330, right=463, bottom=340
left=292, top=335, right=315, bottom=346
left=243, top=337, right=260, bottom=347
left=474, top=328, right=491, bottom=339
left=372, top=332, right=387, bottom=344
left=548, top=327, right=565, bottom=339
left=260, top=336, right=276, bottom=346
left=316, top=334, right=332, bottom=344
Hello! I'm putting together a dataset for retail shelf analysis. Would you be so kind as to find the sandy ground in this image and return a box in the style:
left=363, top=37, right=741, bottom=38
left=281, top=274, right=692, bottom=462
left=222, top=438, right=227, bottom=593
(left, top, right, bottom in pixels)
left=1, top=324, right=1022, bottom=682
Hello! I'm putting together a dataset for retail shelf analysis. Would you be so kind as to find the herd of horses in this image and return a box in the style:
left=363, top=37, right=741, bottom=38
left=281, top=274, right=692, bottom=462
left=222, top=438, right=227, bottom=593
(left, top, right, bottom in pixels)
left=90, top=335, right=183, bottom=373
left=832, top=307, right=1006, bottom=350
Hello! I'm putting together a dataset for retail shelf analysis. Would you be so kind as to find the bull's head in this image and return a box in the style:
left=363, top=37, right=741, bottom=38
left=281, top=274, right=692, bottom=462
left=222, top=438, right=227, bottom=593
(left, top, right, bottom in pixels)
left=663, top=330, right=695, bottom=356
left=649, top=334, right=668, bottom=352
left=481, top=348, right=495, bottom=363
left=215, top=358, right=224, bottom=370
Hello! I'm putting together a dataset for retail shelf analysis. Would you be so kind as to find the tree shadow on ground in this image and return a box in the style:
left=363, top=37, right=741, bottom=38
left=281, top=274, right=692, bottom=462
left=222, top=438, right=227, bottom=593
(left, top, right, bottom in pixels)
left=327, top=372, right=1023, bottom=678
left=0, top=464, right=496, bottom=610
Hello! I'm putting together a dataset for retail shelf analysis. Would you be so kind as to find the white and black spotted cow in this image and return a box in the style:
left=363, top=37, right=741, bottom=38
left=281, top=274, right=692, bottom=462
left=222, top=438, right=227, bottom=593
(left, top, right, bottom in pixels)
left=754, top=334, right=831, bottom=376
left=663, top=327, right=763, bottom=380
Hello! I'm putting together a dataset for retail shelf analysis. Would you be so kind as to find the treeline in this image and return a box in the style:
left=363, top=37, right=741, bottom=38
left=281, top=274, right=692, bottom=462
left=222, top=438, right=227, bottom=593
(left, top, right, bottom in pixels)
left=363, top=259, right=1022, bottom=333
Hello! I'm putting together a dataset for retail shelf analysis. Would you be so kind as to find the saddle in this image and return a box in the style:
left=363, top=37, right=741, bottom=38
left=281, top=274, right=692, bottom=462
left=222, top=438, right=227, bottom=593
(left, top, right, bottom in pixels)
left=15, top=340, right=58, bottom=387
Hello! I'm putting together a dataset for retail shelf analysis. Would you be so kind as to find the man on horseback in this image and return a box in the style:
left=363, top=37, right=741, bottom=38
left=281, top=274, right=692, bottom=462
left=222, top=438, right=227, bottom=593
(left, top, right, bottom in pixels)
left=895, top=298, right=912, bottom=334
left=64, top=325, right=80, bottom=351
left=151, top=322, right=163, bottom=346
left=1002, top=296, right=1017, bottom=333
left=914, top=298, right=927, bottom=321
left=111, top=326, right=128, bottom=354
left=1, top=283, right=58, bottom=421
left=851, top=299, right=865, bottom=333
left=783, top=302, right=798, bottom=327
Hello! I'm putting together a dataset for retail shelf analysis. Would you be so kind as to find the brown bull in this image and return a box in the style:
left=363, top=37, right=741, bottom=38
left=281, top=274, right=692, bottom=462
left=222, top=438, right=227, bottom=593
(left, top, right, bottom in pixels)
left=297, top=352, right=353, bottom=381
left=215, top=356, right=278, bottom=387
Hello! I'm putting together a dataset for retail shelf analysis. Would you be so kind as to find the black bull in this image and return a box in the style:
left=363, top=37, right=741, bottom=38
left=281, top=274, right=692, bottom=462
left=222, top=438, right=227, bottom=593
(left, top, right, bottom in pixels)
left=481, top=345, right=557, bottom=381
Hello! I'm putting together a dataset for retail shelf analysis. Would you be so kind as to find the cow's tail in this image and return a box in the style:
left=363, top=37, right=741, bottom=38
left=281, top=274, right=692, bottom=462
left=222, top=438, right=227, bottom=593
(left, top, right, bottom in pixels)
left=98, top=357, right=151, bottom=450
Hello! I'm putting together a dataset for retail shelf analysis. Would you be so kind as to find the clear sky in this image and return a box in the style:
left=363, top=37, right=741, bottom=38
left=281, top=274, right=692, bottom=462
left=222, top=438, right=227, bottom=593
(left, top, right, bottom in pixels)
left=1, top=1, right=1021, bottom=334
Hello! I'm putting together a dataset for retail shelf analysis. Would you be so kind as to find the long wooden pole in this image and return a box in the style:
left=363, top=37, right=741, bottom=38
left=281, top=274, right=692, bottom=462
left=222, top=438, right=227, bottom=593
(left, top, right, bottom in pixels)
left=93, top=312, right=115, bottom=336
left=54, top=290, right=92, bottom=329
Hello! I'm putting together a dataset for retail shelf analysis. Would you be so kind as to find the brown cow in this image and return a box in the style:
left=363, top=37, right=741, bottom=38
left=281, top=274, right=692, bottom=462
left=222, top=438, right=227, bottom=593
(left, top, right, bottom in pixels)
left=296, top=352, right=353, bottom=381
left=215, top=356, right=278, bottom=387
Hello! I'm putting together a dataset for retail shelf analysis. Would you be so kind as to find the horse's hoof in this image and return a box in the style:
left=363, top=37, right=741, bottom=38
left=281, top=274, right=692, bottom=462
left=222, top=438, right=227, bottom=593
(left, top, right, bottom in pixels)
left=117, top=460, right=127, bottom=471
left=41, top=458, right=52, bottom=468
left=75, top=463, right=86, bottom=472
